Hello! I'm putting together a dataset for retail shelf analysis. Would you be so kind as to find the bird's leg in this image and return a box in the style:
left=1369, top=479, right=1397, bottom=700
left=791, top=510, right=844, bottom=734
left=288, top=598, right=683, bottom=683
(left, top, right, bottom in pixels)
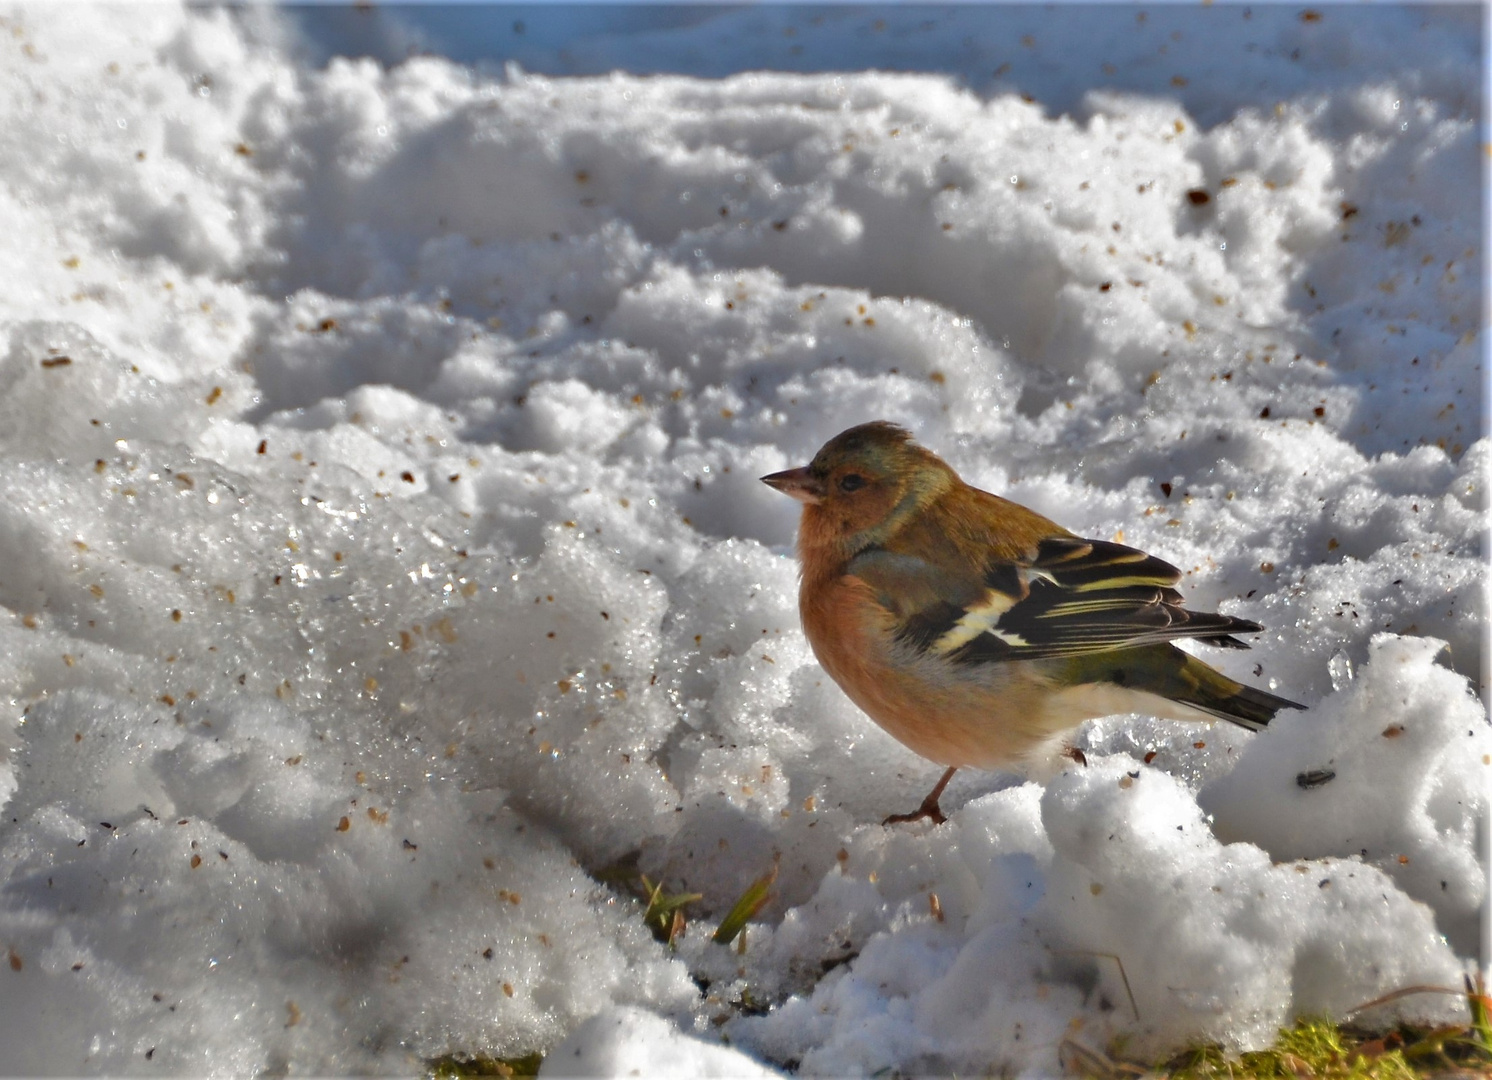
left=883, top=766, right=958, bottom=826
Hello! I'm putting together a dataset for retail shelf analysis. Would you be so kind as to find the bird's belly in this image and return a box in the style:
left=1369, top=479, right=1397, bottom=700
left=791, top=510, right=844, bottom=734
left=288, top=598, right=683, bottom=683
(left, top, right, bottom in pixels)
left=801, top=577, right=1073, bottom=771
left=835, top=663, right=1049, bottom=771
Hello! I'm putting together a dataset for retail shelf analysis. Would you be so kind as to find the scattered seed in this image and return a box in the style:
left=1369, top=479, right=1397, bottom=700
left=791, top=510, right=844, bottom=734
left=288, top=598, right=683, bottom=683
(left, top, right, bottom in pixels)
left=1296, top=769, right=1336, bottom=789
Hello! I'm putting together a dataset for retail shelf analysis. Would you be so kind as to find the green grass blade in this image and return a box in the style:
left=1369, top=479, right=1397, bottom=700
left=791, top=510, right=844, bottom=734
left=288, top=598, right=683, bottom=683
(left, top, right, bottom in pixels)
left=712, top=866, right=777, bottom=946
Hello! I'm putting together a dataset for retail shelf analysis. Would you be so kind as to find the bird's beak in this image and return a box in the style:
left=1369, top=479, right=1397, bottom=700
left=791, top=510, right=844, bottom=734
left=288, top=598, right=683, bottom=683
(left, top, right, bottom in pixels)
left=761, top=466, right=825, bottom=505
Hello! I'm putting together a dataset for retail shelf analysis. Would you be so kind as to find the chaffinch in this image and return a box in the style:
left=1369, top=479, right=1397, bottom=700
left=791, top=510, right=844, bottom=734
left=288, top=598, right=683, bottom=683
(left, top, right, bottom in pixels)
left=762, top=421, right=1303, bottom=825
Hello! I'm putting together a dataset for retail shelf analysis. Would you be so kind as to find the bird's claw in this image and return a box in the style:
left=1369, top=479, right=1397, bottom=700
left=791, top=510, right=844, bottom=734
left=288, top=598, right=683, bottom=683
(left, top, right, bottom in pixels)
left=882, top=799, right=948, bottom=827
left=883, top=765, right=957, bottom=827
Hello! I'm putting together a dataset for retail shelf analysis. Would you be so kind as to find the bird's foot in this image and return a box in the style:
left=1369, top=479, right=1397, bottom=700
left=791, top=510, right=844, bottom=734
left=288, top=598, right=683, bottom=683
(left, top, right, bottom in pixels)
left=882, top=765, right=957, bottom=827
left=882, top=797, right=947, bottom=827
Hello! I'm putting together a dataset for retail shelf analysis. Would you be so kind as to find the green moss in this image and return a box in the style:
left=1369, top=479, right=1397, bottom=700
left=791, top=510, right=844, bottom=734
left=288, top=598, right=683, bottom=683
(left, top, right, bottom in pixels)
left=427, top=1050, right=543, bottom=1079
left=1161, top=1019, right=1416, bottom=1080
left=1151, top=1011, right=1491, bottom=1080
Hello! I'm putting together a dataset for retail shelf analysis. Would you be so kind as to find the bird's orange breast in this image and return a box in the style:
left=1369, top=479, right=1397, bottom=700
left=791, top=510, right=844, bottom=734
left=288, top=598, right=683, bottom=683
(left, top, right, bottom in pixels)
left=797, top=570, right=1059, bottom=770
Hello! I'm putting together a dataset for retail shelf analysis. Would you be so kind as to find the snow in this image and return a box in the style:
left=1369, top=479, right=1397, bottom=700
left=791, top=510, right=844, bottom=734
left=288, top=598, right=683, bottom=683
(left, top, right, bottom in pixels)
left=0, top=3, right=1484, bottom=1076
left=542, top=1006, right=780, bottom=1079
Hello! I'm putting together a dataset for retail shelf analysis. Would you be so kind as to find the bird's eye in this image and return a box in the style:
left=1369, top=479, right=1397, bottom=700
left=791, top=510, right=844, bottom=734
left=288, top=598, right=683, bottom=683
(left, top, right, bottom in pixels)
left=838, top=473, right=866, bottom=493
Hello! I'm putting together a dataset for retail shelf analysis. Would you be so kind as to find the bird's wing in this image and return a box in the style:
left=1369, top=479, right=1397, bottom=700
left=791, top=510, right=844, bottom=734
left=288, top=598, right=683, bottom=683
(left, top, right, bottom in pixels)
left=848, top=536, right=1261, bottom=665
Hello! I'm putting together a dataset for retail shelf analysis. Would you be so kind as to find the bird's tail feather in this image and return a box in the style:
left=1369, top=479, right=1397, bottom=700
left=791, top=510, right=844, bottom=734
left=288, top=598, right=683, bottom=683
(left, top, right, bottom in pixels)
left=1169, top=651, right=1305, bottom=731
left=1058, top=644, right=1305, bottom=732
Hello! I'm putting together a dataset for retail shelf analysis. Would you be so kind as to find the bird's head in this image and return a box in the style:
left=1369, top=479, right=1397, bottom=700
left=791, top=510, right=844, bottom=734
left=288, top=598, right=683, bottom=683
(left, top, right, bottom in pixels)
left=761, top=421, right=956, bottom=559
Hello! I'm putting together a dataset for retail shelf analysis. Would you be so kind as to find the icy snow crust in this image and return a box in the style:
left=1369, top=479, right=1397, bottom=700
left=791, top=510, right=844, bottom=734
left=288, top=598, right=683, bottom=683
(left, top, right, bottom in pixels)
left=0, top=4, right=1484, bottom=1075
